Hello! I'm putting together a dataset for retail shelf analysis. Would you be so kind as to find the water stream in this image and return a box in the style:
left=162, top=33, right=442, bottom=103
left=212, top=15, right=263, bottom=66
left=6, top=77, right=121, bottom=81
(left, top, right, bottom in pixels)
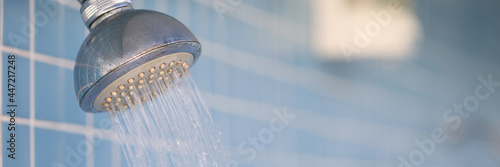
left=107, top=69, right=229, bottom=167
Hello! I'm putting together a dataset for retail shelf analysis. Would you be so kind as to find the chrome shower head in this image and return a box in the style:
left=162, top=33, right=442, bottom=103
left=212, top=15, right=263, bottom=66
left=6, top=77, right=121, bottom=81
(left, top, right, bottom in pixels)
left=74, top=0, right=201, bottom=113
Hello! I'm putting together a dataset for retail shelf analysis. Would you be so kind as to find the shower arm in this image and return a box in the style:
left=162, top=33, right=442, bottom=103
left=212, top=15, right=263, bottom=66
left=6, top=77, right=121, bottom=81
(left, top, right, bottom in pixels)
left=77, top=0, right=134, bottom=30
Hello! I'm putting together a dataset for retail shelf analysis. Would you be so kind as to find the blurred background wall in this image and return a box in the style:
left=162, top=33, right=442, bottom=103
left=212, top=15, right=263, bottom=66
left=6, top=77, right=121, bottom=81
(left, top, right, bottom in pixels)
left=1, top=0, right=500, bottom=166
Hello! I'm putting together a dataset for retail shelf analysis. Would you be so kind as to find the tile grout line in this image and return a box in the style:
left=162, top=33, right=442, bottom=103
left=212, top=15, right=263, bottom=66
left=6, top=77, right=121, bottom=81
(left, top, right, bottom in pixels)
left=9, top=86, right=424, bottom=155
left=176, top=0, right=190, bottom=27
left=0, top=115, right=116, bottom=141
left=191, top=0, right=308, bottom=45
left=5, top=40, right=495, bottom=127
left=0, top=114, right=415, bottom=166
left=0, top=0, right=4, bottom=164
left=57, top=0, right=79, bottom=10
left=155, top=0, right=167, bottom=13
left=0, top=31, right=427, bottom=152
left=59, top=0, right=309, bottom=45
left=68, top=5, right=95, bottom=167
left=135, top=0, right=144, bottom=9
left=2, top=45, right=74, bottom=70
left=82, top=26, right=95, bottom=167
left=85, top=113, right=95, bottom=167
left=2, top=37, right=445, bottom=125
left=2, top=40, right=432, bottom=125
left=29, top=0, right=36, bottom=166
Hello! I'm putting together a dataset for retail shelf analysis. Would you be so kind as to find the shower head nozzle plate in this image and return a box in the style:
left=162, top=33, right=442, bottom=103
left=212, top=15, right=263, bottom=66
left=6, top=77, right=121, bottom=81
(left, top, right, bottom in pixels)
left=93, top=52, right=194, bottom=112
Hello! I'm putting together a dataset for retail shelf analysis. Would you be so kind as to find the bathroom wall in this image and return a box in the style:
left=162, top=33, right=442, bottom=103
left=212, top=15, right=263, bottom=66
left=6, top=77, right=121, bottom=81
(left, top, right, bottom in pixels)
left=2, top=0, right=500, bottom=166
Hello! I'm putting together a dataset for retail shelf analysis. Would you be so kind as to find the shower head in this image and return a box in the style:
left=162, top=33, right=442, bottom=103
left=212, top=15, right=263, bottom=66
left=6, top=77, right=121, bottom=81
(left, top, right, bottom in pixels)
left=74, top=0, right=201, bottom=113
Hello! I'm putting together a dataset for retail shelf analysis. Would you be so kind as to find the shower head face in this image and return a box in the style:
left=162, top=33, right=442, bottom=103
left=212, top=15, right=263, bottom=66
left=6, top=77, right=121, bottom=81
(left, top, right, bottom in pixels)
left=74, top=9, right=201, bottom=113
left=94, top=52, right=193, bottom=112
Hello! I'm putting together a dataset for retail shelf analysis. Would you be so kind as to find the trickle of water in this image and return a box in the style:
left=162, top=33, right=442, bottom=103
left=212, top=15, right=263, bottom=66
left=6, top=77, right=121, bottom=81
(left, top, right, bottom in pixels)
left=107, top=69, right=230, bottom=167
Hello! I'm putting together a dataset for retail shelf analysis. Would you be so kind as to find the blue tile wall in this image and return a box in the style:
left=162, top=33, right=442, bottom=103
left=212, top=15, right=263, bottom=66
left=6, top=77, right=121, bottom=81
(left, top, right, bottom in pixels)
left=2, top=0, right=500, bottom=167
left=2, top=54, right=30, bottom=118
left=2, top=124, right=30, bottom=167
left=35, top=128, right=87, bottom=166
left=3, top=0, right=30, bottom=50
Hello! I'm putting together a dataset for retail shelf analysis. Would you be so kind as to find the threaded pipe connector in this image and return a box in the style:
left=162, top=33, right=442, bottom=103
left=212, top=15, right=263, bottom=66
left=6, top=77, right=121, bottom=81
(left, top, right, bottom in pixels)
left=80, top=0, right=132, bottom=29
